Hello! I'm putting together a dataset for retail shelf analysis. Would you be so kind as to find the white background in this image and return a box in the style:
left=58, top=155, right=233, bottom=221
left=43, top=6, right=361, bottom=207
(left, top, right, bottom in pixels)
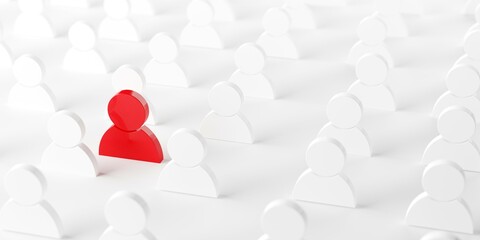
left=0, top=0, right=480, bottom=239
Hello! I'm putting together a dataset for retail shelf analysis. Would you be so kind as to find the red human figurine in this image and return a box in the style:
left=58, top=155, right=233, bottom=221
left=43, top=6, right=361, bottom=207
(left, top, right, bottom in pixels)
left=99, top=90, right=163, bottom=163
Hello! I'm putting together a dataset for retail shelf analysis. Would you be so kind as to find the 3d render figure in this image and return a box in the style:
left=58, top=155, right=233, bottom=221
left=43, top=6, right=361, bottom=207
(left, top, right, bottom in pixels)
left=42, top=110, right=99, bottom=177
left=180, top=0, right=224, bottom=49
left=112, top=65, right=160, bottom=125
left=406, top=160, right=474, bottom=234
left=200, top=81, right=254, bottom=144
left=348, top=53, right=396, bottom=111
left=64, top=21, right=109, bottom=74
left=0, top=23, right=12, bottom=68
left=421, top=232, right=458, bottom=240
left=99, top=90, right=164, bottom=163
left=158, top=128, right=219, bottom=198
left=144, top=33, right=190, bottom=88
left=374, top=0, right=408, bottom=37
left=432, top=64, right=480, bottom=122
left=318, top=93, right=371, bottom=157
left=456, top=30, right=480, bottom=71
left=8, top=55, right=56, bottom=112
left=0, top=164, right=63, bottom=238
left=258, top=199, right=307, bottom=240
left=283, top=0, right=316, bottom=29
left=14, top=0, right=56, bottom=38
left=99, top=0, right=142, bottom=42
left=100, top=191, right=157, bottom=240
left=422, top=106, right=480, bottom=172
left=229, top=42, right=275, bottom=99
left=348, top=15, right=394, bottom=68
left=257, top=8, right=299, bottom=59
left=292, top=137, right=356, bottom=208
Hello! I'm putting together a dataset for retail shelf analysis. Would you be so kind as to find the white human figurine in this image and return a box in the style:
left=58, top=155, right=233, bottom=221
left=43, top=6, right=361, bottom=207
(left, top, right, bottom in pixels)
left=456, top=30, right=480, bottom=72
left=432, top=64, right=480, bottom=122
left=283, top=0, right=317, bottom=29
left=14, top=0, right=56, bottom=38
left=158, top=128, right=219, bottom=198
left=209, top=0, right=235, bottom=21
left=348, top=53, right=396, bottom=111
left=257, top=8, right=299, bottom=59
left=144, top=33, right=189, bottom=88
left=179, top=0, right=224, bottom=49
left=200, top=81, right=254, bottom=143
left=292, top=137, right=356, bottom=208
left=422, top=107, right=480, bottom=173
left=374, top=0, right=408, bottom=38
left=64, top=21, right=109, bottom=74
left=100, top=191, right=156, bottom=240
left=318, top=93, right=371, bottom=157
left=99, top=0, right=142, bottom=42
left=464, top=0, right=480, bottom=15
left=131, top=0, right=160, bottom=16
left=229, top=43, right=275, bottom=99
left=0, top=24, right=12, bottom=68
left=258, top=199, right=307, bottom=240
left=406, top=160, right=474, bottom=234
left=8, top=55, right=56, bottom=112
left=50, top=0, right=100, bottom=8
left=0, top=164, right=63, bottom=238
left=421, top=232, right=458, bottom=240
left=41, top=110, right=99, bottom=177
left=112, top=65, right=160, bottom=125
left=348, top=15, right=394, bottom=68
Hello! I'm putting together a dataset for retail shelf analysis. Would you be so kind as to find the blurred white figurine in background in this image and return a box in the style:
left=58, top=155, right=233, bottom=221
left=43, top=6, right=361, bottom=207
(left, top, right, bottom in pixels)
left=200, top=81, right=254, bottom=143
left=64, top=21, right=109, bottom=74
left=209, top=0, right=235, bottom=21
left=0, top=164, right=63, bottom=238
left=258, top=199, right=307, bottom=240
left=144, top=33, right=189, bottom=88
left=257, top=8, right=299, bottom=59
left=283, top=0, right=316, bottom=29
left=348, top=15, right=394, bottom=68
left=293, top=137, right=356, bottom=208
left=99, top=0, right=142, bottom=42
left=158, top=129, right=219, bottom=198
left=8, top=55, right=56, bottom=112
left=406, top=160, right=474, bottom=234
left=229, top=43, right=275, bottom=99
left=374, top=0, right=408, bottom=37
left=100, top=191, right=157, bottom=240
left=42, top=110, right=99, bottom=177
left=14, top=0, right=56, bottom=38
left=180, top=0, right=224, bottom=49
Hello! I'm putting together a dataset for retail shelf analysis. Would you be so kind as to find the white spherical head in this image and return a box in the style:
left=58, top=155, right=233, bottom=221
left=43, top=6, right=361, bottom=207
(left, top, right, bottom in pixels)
left=422, top=160, right=465, bottom=202
left=48, top=110, right=85, bottom=148
left=5, top=164, right=46, bottom=205
left=68, top=21, right=96, bottom=51
left=445, top=64, right=480, bottom=97
left=261, top=199, right=307, bottom=240
left=105, top=191, right=149, bottom=235
left=112, top=65, right=145, bottom=93
left=327, top=93, right=363, bottom=129
left=104, top=0, right=130, bottom=20
left=208, top=81, right=244, bottom=116
left=464, top=30, right=480, bottom=60
left=357, top=16, right=387, bottom=45
left=18, top=0, right=45, bottom=14
left=356, top=53, right=388, bottom=86
left=168, top=129, right=207, bottom=168
left=306, top=138, right=346, bottom=177
left=187, top=0, right=214, bottom=26
left=263, top=8, right=291, bottom=36
left=13, top=55, right=44, bottom=87
left=149, top=33, right=178, bottom=63
left=437, top=106, right=475, bottom=143
left=235, top=43, right=266, bottom=74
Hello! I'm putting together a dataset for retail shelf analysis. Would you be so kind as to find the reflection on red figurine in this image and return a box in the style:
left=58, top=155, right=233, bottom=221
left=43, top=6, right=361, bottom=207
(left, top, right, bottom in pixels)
left=99, top=90, right=163, bottom=163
